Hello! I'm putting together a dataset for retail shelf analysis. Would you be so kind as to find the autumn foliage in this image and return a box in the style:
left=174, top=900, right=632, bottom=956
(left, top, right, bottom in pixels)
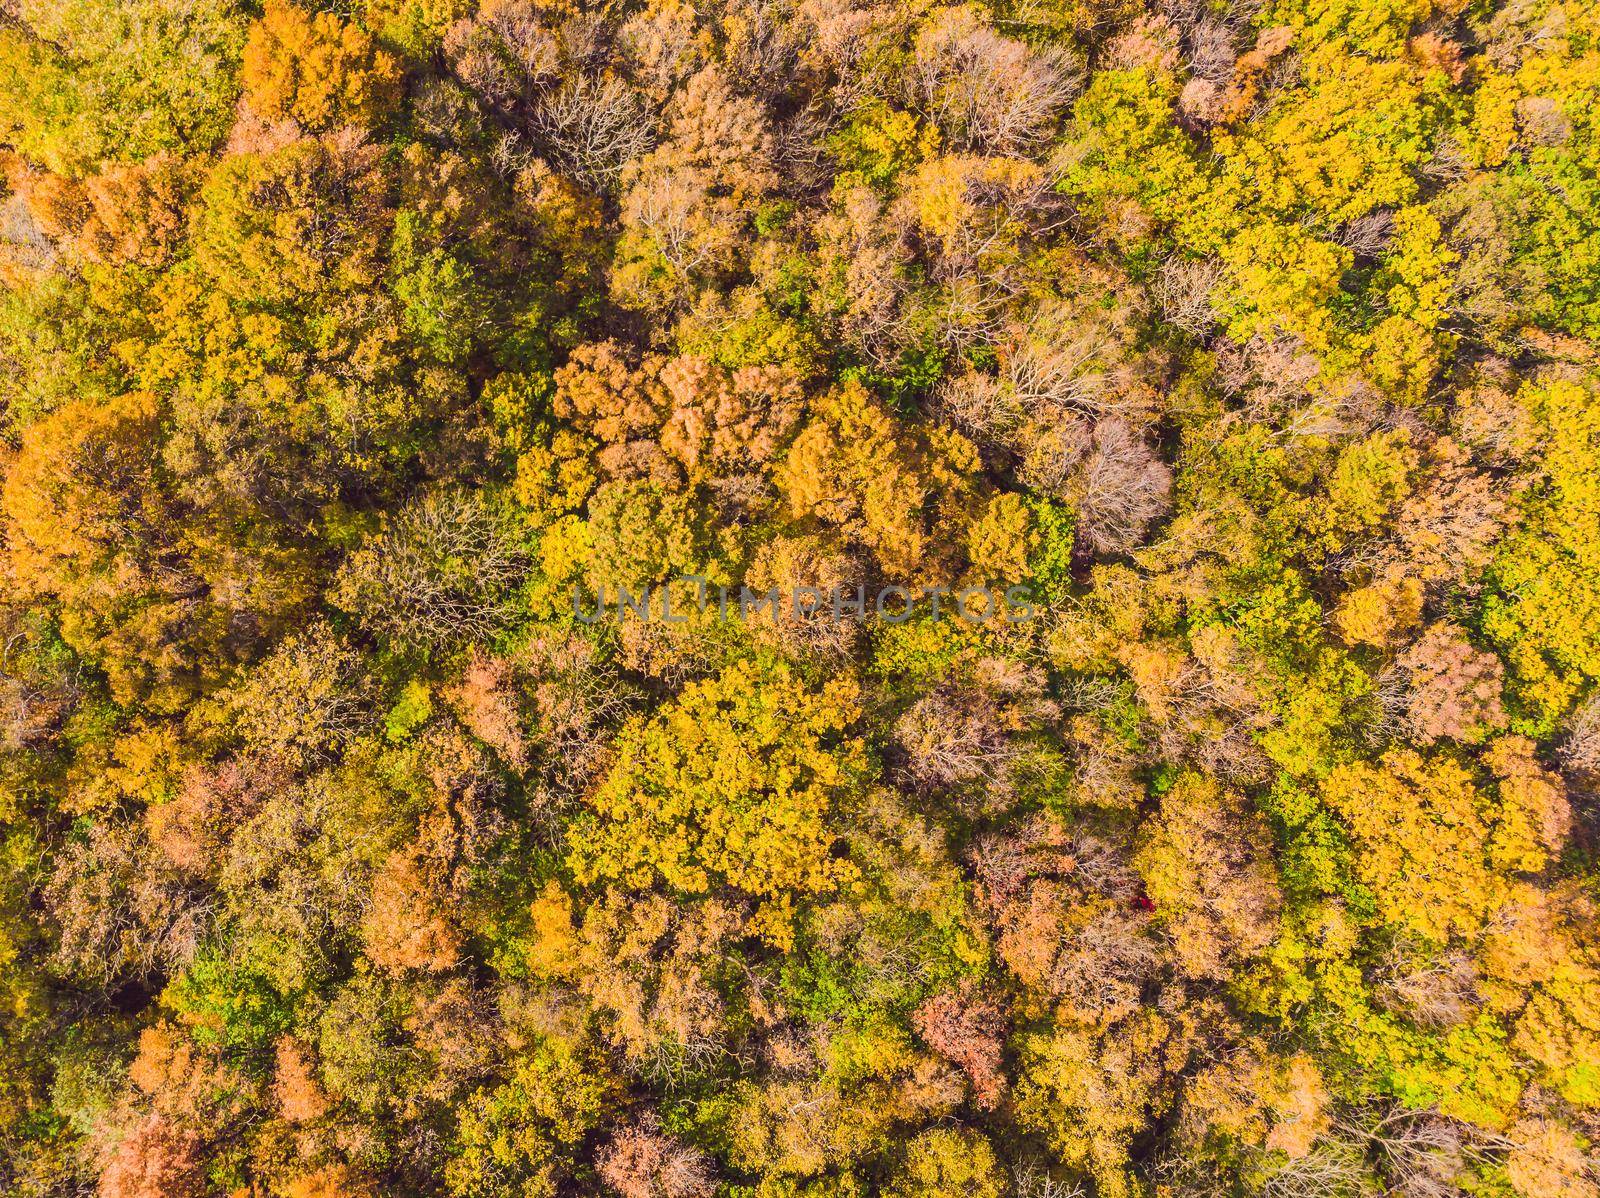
left=1, top=1, right=1599, bottom=1197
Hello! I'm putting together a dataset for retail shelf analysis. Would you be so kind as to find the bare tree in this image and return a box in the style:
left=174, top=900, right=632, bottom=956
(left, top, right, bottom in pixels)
left=811, top=184, right=920, bottom=368
left=894, top=660, right=1058, bottom=805
left=1182, top=17, right=1242, bottom=82
left=1014, top=298, right=1153, bottom=423
left=332, top=490, right=526, bottom=647
left=1562, top=695, right=1600, bottom=775
left=1012, top=1158, right=1087, bottom=1198
left=772, top=103, right=836, bottom=196
left=1007, top=305, right=1118, bottom=418
left=913, top=6, right=1083, bottom=156
left=723, top=0, right=809, bottom=98
left=908, top=167, right=1073, bottom=352
left=937, top=296, right=1149, bottom=463
left=1259, top=1137, right=1373, bottom=1198
left=1338, top=1106, right=1504, bottom=1198
left=896, top=689, right=1021, bottom=795
left=1153, top=256, right=1222, bottom=335
left=597, top=1116, right=715, bottom=1198
left=530, top=76, right=655, bottom=191
left=0, top=191, right=57, bottom=273
left=517, top=632, right=632, bottom=806
left=1373, top=937, right=1481, bottom=1028
left=621, top=166, right=737, bottom=280
left=1335, top=209, right=1397, bottom=259
left=1072, top=419, right=1174, bottom=555
left=0, top=671, right=65, bottom=751
left=444, top=3, right=562, bottom=104
left=44, top=822, right=209, bottom=989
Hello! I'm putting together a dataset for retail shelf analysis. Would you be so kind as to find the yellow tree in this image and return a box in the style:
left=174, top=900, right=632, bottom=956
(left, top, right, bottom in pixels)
left=242, top=0, right=402, bottom=132
left=569, top=659, right=866, bottom=945
left=1322, top=748, right=1566, bottom=941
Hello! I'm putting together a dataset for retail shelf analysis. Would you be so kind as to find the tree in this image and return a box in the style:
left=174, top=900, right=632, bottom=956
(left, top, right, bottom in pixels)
left=1483, top=375, right=1600, bottom=732
left=596, top=1117, right=715, bottom=1198
left=242, top=1, right=403, bottom=133
left=894, top=657, right=1058, bottom=808
left=912, top=985, right=1007, bottom=1109
left=19, top=155, right=194, bottom=269
left=569, top=659, right=866, bottom=944
left=1505, top=1118, right=1600, bottom=1198
left=194, top=135, right=393, bottom=303
left=0, top=391, right=245, bottom=708
left=225, top=623, right=370, bottom=764
left=612, top=67, right=777, bottom=313
left=1382, top=437, right=1508, bottom=588
left=447, top=651, right=530, bottom=771
left=1320, top=749, right=1559, bottom=941
left=0, top=0, right=248, bottom=175
left=1479, top=886, right=1600, bottom=1106
left=778, top=381, right=983, bottom=580
left=273, top=1036, right=330, bottom=1123
left=883, top=1127, right=1004, bottom=1198
left=971, top=815, right=1160, bottom=1017
left=97, top=1115, right=204, bottom=1198
left=362, top=845, right=463, bottom=972
left=1177, top=1043, right=1331, bottom=1162
left=146, top=756, right=287, bottom=877
left=282, top=1166, right=379, bottom=1198
left=1333, top=575, right=1423, bottom=648
left=445, top=1044, right=618, bottom=1198
left=1133, top=773, right=1282, bottom=980
left=584, top=478, right=705, bottom=590
left=7, top=0, right=1600, bottom=1193
left=1013, top=1005, right=1210, bottom=1198
left=518, top=885, right=742, bottom=1075
left=333, top=490, right=524, bottom=647
left=553, top=340, right=670, bottom=449
left=657, top=356, right=805, bottom=479
left=1396, top=622, right=1508, bottom=744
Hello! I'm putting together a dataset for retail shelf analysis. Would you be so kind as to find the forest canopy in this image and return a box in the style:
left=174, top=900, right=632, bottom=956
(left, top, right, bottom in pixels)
left=1, top=0, right=1600, bottom=1196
